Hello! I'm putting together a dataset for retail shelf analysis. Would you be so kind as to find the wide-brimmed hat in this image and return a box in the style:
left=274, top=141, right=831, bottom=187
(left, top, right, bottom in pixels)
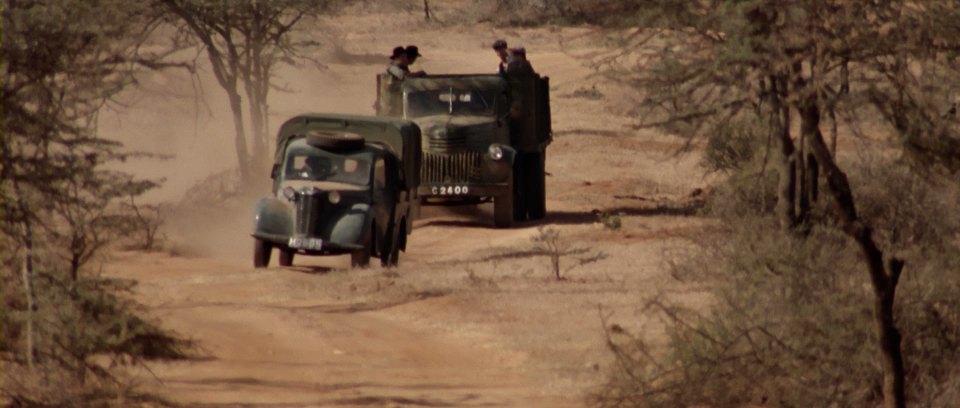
left=389, top=46, right=405, bottom=60
left=405, top=45, right=422, bottom=58
left=509, top=47, right=526, bottom=57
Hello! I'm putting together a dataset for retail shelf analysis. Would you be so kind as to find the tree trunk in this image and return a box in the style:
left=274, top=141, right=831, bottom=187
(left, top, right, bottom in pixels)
left=804, top=107, right=907, bottom=408
left=20, top=232, right=35, bottom=369
left=770, top=76, right=797, bottom=229
left=227, top=90, right=252, bottom=184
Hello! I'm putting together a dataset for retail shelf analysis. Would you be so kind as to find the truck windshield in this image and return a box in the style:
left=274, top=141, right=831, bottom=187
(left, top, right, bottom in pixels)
left=406, top=88, right=496, bottom=118
left=285, top=153, right=371, bottom=186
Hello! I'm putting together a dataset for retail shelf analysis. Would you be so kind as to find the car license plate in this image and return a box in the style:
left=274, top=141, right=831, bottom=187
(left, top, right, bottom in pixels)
left=288, top=237, right=323, bottom=250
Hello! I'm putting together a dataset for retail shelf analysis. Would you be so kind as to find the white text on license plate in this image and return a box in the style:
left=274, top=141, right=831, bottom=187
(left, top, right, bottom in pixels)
left=431, top=185, right=469, bottom=195
left=288, top=237, right=323, bottom=250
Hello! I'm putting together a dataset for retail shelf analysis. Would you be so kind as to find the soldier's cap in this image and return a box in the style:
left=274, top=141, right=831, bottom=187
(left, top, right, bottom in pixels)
left=509, top=47, right=526, bottom=57
left=405, top=45, right=422, bottom=58
left=389, top=46, right=405, bottom=60
left=492, top=39, right=508, bottom=50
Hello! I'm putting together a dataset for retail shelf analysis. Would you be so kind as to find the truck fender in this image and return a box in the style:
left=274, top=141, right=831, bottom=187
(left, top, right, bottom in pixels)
left=253, top=197, right=294, bottom=242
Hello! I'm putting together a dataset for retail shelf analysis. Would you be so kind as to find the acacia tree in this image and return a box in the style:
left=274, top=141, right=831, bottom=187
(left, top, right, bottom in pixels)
left=591, top=1, right=960, bottom=407
left=161, top=0, right=330, bottom=185
left=2, top=0, right=186, bottom=400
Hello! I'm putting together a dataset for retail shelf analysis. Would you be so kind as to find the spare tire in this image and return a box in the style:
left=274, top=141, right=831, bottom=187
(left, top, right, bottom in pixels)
left=306, top=131, right=365, bottom=151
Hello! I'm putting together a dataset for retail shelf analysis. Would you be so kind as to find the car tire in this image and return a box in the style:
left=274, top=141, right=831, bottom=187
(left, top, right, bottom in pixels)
left=278, top=248, right=294, bottom=267
left=254, top=238, right=272, bottom=268
left=385, top=224, right=403, bottom=267
left=306, top=132, right=365, bottom=151
left=351, top=227, right=373, bottom=268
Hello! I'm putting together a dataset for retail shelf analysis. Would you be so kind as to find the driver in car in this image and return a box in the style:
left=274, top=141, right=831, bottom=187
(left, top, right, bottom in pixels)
left=302, top=156, right=338, bottom=180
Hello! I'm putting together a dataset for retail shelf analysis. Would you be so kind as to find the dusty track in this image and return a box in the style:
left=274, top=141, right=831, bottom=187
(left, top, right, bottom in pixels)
left=102, top=5, right=712, bottom=407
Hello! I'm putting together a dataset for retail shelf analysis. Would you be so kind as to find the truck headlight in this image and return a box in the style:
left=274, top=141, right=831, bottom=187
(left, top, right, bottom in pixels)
left=431, top=128, right=448, bottom=138
left=488, top=144, right=504, bottom=160
left=328, top=191, right=341, bottom=204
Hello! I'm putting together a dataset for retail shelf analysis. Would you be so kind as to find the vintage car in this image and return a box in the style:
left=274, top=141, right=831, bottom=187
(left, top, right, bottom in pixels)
left=252, top=114, right=421, bottom=268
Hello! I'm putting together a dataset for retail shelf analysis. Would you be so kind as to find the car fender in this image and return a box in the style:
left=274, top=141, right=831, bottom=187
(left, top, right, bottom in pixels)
left=252, top=197, right=294, bottom=242
left=328, top=203, right=372, bottom=247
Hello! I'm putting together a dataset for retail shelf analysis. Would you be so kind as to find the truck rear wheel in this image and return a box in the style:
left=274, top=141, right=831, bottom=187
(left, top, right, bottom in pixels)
left=527, top=152, right=546, bottom=220
left=254, top=238, right=272, bottom=268
left=494, top=173, right=515, bottom=228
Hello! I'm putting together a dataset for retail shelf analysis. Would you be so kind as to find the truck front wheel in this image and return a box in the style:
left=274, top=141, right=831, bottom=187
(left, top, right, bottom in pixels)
left=494, top=173, right=515, bottom=228
left=527, top=152, right=546, bottom=220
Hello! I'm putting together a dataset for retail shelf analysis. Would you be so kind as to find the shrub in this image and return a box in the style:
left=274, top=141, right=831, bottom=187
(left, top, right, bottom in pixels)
left=1, top=262, right=193, bottom=405
left=594, top=157, right=960, bottom=407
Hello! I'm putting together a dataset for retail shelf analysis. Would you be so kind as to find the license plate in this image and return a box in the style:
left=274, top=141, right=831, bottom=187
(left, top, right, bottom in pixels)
left=430, top=185, right=470, bottom=195
left=288, top=237, right=323, bottom=250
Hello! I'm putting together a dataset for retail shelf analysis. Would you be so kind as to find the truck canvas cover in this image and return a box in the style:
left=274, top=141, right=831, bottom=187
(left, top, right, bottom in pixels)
left=274, top=113, right=422, bottom=189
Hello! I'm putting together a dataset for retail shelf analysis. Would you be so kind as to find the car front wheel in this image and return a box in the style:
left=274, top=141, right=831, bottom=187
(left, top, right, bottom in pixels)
left=254, top=238, right=273, bottom=268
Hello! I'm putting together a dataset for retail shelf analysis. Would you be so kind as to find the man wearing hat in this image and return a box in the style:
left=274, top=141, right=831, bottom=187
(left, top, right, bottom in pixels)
left=386, top=45, right=425, bottom=80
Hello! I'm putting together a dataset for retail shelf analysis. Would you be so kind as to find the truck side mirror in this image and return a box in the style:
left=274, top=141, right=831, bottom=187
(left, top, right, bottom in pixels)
left=270, top=163, right=280, bottom=179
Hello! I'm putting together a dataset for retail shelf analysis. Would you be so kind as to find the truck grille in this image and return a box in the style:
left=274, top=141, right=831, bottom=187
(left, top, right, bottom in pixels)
left=421, top=152, right=482, bottom=183
left=428, top=133, right=467, bottom=150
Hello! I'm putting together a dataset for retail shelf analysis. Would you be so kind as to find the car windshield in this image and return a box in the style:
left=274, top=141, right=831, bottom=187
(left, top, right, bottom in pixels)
left=406, top=88, right=496, bottom=118
left=284, top=152, right=371, bottom=186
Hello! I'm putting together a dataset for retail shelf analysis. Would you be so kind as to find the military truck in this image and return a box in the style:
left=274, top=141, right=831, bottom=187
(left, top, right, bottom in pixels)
left=252, top=114, right=421, bottom=268
left=376, top=72, right=551, bottom=227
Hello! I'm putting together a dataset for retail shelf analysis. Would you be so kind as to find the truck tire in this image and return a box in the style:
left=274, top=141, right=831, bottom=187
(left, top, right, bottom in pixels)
left=527, top=152, right=546, bottom=220
left=494, top=173, right=515, bottom=228
left=512, top=155, right=528, bottom=222
left=278, top=248, right=295, bottom=267
left=254, top=238, right=272, bottom=268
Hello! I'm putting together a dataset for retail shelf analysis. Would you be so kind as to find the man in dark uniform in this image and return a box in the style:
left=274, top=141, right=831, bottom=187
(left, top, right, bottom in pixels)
left=492, top=39, right=509, bottom=73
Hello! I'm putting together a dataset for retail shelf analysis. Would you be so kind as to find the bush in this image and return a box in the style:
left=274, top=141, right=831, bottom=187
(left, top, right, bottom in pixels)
left=594, top=158, right=960, bottom=407
left=1, top=262, right=193, bottom=405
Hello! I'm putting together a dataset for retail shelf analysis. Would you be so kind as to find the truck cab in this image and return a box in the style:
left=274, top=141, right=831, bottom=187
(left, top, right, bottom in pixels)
left=252, top=114, right=421, bottom=268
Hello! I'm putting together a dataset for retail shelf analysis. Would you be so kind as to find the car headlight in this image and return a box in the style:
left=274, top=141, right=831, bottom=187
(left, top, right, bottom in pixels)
left=282, top=187, right=296, bottom=201
left=488, top=144, right=504, bottom=160
left=328, top=191, right=341, bottom=204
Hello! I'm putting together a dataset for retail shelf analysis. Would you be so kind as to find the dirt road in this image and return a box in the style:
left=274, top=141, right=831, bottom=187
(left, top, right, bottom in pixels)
left=102, top=6, right=711, bottom=406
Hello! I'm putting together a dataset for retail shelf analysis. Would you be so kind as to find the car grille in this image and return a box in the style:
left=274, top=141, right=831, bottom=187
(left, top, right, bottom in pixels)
left=421, top=152, right=482, bottom=184
left=295, top=193, right=322, bottom=236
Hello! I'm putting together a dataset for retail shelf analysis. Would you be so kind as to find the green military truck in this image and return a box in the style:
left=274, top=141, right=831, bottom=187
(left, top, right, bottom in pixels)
left=252, top=114, right=421, bottom=268
left=376, top=72, right=551, bottom=227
